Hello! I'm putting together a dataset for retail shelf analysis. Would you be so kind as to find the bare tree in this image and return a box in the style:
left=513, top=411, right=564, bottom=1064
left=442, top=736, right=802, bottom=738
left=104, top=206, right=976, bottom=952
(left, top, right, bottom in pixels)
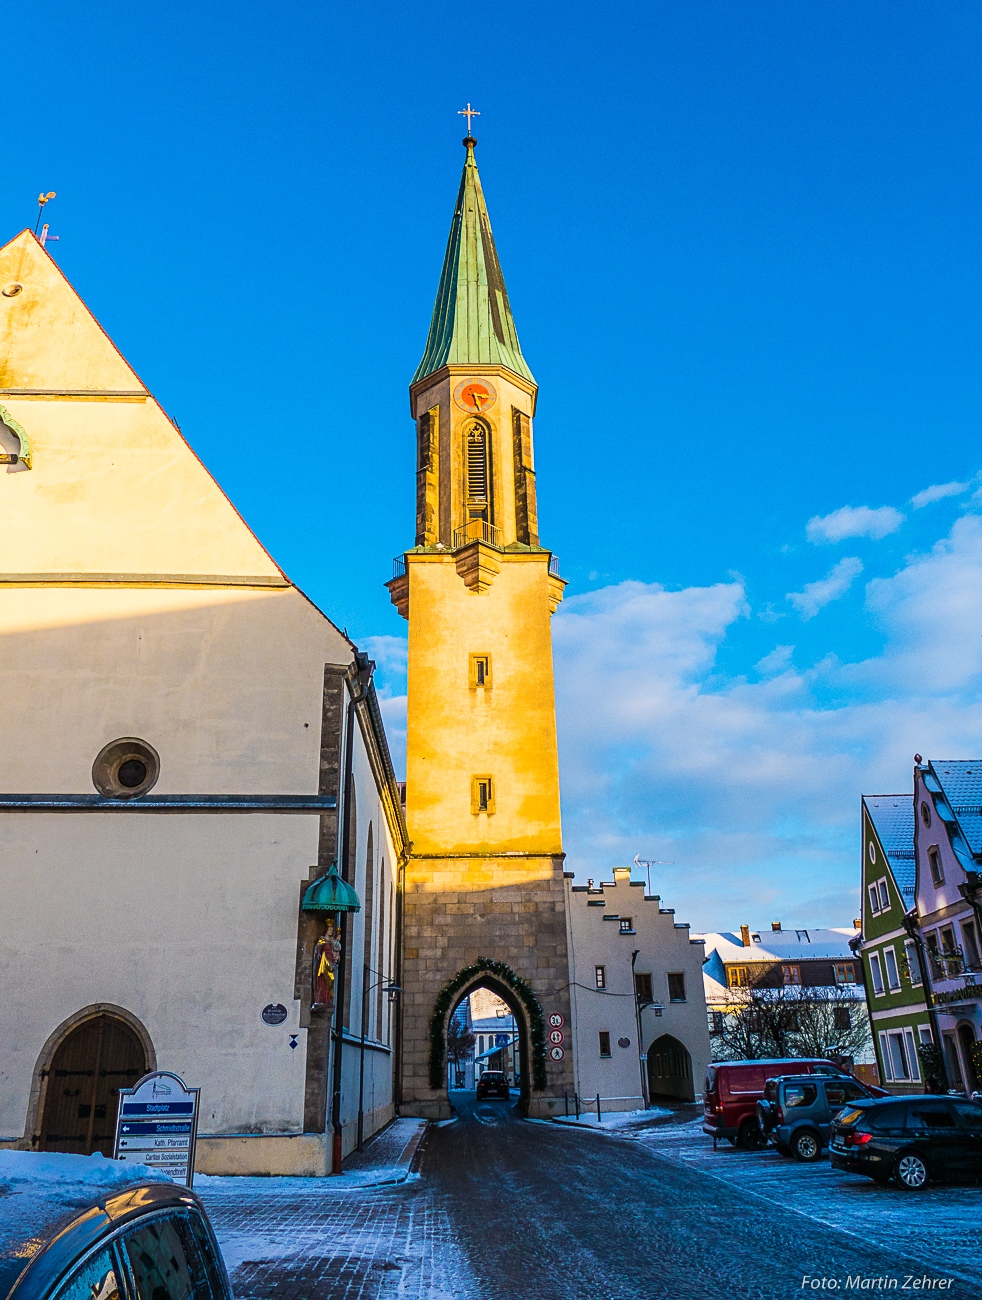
left=446, top=1017, right=476, bottom=1081
left=711, top=976, right=871, bottom=1063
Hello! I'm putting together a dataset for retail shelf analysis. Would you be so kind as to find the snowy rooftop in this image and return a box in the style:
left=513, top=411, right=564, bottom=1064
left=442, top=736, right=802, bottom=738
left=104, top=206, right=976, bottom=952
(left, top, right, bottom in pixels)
left=927, top=760, right=982, bottom=858
left=864, top=795, right=916, bottom=898
left=697, top=928, right=858, bottom=963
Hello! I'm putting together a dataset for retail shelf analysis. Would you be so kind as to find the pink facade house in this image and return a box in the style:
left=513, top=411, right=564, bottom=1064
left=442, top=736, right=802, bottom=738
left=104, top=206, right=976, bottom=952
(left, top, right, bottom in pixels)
left=913, top=759, right=982, bottom=1091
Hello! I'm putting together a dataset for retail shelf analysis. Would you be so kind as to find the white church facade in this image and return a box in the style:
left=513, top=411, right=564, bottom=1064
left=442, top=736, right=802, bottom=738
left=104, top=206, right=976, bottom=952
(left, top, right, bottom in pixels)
left=0, top=230, right=406, bottom=1175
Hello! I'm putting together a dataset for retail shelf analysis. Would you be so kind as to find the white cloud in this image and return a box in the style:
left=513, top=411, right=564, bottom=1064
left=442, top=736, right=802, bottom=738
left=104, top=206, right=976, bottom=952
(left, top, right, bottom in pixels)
left=365, top=515, right=982, bottom=931
left=363, top=635, right=408, bottom=774
left=550, top=513, right=982, bottom=929
left=910, top=480, right=972, bottom=509
left=756, top=645, right=795, bottom=676
left=787, top=557, right=863, bottom=620
left=806, top=505, right=904, bottom=544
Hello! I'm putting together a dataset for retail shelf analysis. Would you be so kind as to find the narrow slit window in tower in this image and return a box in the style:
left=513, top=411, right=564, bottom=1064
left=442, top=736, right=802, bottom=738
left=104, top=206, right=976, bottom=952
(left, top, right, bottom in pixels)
left=471, top=775, right=495, bottom=814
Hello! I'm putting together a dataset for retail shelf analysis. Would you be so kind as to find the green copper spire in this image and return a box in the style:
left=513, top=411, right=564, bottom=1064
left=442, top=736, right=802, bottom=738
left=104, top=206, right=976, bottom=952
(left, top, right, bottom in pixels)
left=412, top=138, right=535, bottom=387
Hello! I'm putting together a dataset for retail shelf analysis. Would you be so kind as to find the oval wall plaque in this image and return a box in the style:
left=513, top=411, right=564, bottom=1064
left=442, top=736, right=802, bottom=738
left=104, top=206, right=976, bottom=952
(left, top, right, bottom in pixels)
left=261, top=1003, right=288, bottom=1025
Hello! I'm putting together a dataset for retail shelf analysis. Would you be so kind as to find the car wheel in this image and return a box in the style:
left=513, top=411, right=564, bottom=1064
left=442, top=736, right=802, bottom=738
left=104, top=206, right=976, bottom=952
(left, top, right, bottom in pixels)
left=738, top=1119, right=766, bottom=1149
left=791, top=1130, right=822, bottom=1162
left=895, top=1151, right=929, bottom=1190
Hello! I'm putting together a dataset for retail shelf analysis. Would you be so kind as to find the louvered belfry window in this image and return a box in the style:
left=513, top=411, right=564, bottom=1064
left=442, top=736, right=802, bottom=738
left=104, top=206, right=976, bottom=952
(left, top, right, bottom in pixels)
left=465, top=421, right=490, bottom=518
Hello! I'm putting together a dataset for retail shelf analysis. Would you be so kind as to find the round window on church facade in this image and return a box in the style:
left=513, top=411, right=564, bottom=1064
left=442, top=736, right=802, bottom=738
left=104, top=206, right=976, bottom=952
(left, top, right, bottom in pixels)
left=92, top=737, right=160, bottom=799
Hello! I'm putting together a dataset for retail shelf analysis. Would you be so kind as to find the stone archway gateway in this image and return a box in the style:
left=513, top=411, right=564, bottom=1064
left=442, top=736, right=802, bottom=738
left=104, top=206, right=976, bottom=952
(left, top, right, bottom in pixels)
left=431, top=959, right=547, bottom=1114
left=647, top=1033, right=694, bottom=1102
left=38, top=1011, right=150, bottom=1156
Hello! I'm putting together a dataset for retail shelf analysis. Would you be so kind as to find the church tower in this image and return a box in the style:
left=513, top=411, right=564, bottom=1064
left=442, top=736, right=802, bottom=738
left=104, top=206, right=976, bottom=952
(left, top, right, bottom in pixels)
left=388, top=134, right=574, bottom=1117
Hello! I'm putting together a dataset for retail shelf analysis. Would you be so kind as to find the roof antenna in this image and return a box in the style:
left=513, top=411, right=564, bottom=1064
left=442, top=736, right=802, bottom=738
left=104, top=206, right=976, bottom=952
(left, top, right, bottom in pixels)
left=633, top=854, right=675, bottom=897
left=34, top=192, right=56, bottom=236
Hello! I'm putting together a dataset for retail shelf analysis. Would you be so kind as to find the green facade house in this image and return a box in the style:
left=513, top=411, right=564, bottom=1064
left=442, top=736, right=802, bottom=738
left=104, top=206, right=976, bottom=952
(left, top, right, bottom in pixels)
left=858, top=796, right=934, bottom=1093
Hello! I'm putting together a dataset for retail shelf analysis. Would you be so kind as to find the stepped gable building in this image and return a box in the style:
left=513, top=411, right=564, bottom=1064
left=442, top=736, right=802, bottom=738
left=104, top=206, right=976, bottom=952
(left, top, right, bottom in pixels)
left=0, top=229, right=406, bottom=1173
left=565, top=868, right=710, bottom=1108
left=388, top=134, right=574, bottom=1117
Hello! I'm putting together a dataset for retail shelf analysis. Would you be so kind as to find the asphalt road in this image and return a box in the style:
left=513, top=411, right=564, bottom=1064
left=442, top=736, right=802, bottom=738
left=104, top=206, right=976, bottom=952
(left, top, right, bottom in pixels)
left=424, top=1090, right=980, bottom=1300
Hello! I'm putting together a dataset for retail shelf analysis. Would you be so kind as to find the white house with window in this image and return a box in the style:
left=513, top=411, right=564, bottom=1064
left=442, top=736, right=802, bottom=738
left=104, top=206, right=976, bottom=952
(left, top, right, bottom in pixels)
left=699, top=923, right=874, bottom=1069
left=564, top=868, right=710, bottom=1111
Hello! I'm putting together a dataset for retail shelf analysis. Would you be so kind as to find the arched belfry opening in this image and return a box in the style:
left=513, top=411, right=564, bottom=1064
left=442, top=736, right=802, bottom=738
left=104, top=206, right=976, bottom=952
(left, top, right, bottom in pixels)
left=463, top=418, right=493, bottom=526
left=37, top=1009, right=151, bottom=1156
left=647, top=1033, right=694, bottom=1102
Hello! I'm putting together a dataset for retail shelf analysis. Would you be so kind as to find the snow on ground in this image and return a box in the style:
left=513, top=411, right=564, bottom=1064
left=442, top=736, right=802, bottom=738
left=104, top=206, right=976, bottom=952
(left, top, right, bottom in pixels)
left=193, top=1117, right=426, bottom=1196
left=552, top=1106, right=674, bottom=1131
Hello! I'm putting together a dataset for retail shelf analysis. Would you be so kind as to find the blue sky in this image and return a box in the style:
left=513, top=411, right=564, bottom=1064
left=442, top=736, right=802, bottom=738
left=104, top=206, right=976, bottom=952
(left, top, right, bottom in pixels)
left=7, top=2, right=982, bottom=928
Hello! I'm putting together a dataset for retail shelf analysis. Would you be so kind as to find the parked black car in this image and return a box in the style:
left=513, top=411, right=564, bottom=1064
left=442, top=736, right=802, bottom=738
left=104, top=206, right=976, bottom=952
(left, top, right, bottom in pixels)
left=0, top=1154, right=232, bottom=1300
left=829, top=1095, right=982, bottom=1189
left=475, top=1070, right=510, bottom=1100
left=757, top=1074, right=875, bottom=1161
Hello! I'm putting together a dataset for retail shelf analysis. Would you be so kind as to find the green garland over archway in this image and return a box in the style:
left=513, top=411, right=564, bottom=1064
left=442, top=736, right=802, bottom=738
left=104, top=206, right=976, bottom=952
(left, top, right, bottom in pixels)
left=429, top=957, right=548, bottom=1090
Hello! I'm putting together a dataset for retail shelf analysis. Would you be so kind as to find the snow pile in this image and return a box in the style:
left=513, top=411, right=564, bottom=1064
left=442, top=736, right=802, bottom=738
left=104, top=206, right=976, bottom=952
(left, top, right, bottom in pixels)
left=553, top=1106, right=674, bottom=1131
left=0, top=1148, right=169, bottom=1189
left=0, top=1148, right=173, bottom=1285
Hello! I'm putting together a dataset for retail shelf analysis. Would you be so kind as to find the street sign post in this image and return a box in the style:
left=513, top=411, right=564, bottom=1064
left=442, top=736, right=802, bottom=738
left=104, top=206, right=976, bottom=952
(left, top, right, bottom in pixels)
left=113, top=1071, right=200, bottom=1188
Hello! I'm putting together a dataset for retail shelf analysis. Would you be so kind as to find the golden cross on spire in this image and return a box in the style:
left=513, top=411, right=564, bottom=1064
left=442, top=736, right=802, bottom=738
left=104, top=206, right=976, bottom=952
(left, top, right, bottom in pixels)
left=458, top=102, right=480, bottom=137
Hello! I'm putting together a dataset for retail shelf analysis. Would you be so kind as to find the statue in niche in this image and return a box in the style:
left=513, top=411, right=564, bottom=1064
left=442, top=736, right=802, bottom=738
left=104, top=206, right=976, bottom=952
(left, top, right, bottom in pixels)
left=312, top=919, right=342, bottom=1009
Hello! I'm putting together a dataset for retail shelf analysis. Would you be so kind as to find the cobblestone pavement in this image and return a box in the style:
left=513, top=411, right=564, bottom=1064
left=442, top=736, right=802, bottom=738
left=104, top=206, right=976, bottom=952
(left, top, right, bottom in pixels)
left=630, top=1109, right=982, bottom=1283
left=200, top=1094, right=982, bottom=1300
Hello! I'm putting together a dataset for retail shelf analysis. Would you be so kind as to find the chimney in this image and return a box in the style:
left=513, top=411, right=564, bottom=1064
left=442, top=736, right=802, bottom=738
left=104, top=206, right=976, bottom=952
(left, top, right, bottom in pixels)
left=613, top=866, right=631, bottom=882
left=740, top=924, right=751, bottom=948
left=771, top=921, right=781, bottom=932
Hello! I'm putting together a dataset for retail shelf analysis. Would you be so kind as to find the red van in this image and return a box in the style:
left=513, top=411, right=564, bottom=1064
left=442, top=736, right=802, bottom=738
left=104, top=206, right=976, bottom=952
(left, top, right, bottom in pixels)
left=703, top=1059, right=851, bottom=1148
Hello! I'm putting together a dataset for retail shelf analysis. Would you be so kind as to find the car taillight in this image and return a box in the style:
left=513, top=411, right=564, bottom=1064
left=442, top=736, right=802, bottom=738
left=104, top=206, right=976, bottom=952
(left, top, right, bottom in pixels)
left=776, top=1108, right=783, bottom=1123
left=845, top=1132, right=872, bottom=1147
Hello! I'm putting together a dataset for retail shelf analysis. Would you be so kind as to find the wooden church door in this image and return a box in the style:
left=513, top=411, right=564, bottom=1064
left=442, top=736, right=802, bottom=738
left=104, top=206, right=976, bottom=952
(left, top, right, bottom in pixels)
left=39, top=1015, right=148, bottom=1156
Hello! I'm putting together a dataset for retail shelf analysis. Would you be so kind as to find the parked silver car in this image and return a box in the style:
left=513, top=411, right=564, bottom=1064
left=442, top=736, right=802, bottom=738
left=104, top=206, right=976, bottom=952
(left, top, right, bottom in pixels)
left=756, top=1073, right=874, bottom=1161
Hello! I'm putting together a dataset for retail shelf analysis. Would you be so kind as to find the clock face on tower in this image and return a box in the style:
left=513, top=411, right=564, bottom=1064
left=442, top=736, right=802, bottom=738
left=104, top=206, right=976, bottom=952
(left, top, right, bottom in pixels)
left=453, top=379, right=497, bottom=413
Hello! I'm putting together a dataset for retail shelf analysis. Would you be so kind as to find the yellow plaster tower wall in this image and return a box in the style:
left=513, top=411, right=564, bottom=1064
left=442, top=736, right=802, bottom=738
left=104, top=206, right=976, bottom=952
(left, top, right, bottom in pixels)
left=390, top=139, right=576, bottom=1117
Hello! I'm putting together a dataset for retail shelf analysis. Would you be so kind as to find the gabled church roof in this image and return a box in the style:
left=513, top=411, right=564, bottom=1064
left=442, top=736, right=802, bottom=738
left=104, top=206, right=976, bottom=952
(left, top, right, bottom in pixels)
left=412, top=139, right=535, bottom=388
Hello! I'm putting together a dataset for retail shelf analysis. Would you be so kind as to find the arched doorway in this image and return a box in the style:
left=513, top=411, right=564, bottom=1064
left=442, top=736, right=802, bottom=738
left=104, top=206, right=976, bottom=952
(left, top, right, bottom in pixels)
left=39, top=1013, right=149, bottom=1155
left=647, top=1033, right=694, bottom=1102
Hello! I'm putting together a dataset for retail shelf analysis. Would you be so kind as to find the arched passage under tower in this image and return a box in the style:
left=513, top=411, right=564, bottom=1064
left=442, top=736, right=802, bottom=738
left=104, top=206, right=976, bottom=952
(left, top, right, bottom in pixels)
left=430, top=964, right=545, bottom=1116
